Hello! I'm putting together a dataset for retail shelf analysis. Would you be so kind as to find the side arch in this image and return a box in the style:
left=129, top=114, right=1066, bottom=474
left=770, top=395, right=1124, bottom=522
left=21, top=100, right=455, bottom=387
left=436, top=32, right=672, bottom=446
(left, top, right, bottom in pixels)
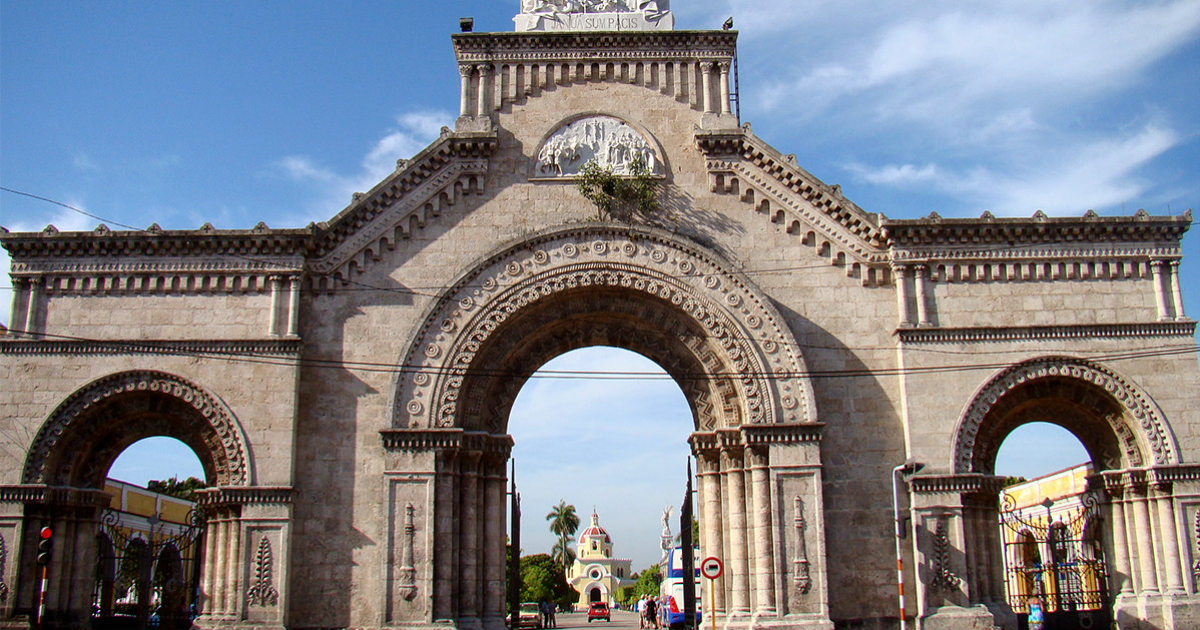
left=951, top=356, right=1178, bottom=474
left=22, top=370, right=252, bottom=488
left=392, top=223, right=816, bottom=432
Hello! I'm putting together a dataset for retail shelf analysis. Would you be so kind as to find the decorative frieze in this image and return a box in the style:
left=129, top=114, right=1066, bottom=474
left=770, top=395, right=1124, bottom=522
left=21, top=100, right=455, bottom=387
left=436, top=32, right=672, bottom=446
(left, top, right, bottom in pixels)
left=194, top=487, right=295, bottom=508
left=0, top=337, right=302, bottom=358
left=381, top=428, right=515, bottom=457
left=896, top=321, right=1197, bottom=344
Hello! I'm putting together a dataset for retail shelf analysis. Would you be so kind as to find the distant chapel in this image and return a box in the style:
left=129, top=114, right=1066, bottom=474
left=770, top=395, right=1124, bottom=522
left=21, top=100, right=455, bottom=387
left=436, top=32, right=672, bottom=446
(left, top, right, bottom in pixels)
left=566, top=512, right=633, bottom=608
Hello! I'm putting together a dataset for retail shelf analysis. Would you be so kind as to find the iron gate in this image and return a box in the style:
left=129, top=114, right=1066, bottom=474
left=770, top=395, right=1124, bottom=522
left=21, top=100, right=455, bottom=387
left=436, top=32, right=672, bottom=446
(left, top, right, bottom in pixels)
left=1000, top=492, right=1110, bottom=630
left=92, top=507, right=205, bottom=630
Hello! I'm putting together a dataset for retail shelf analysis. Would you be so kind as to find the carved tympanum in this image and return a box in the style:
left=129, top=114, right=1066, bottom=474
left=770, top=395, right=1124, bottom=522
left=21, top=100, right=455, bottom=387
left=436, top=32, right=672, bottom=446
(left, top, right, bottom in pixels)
left=536, top=116, right=658, bottom=177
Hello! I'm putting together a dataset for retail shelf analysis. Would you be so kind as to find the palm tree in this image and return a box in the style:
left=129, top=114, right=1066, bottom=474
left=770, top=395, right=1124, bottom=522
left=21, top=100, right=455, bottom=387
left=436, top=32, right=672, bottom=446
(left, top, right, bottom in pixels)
left=546, top=501, right=580, bottom=571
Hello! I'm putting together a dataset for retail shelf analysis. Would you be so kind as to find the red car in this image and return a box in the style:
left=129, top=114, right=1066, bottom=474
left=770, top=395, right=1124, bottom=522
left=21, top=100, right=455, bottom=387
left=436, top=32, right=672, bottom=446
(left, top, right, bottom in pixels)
left=587, top=602, right=610, bottom=622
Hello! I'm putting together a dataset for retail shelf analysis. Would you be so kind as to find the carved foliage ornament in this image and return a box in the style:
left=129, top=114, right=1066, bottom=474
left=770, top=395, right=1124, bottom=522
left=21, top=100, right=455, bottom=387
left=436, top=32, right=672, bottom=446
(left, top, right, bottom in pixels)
left=23, top=371, right=248, bottom=486
left=953, top=357, right=1175, bottom=473
left=395, top=226, right=814, bottom=432
left=247, top=536, right=279, bottom=607
left=536, top=116, right=659, bottom=178
left=928, top=519, right=960, bottom=593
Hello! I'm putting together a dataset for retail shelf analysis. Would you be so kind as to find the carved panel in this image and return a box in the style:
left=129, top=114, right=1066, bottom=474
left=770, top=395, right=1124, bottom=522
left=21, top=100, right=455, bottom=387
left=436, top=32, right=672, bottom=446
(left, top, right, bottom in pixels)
left=393, top=225, right=816, bottom=434
left=247, top=536, right=279, bottom=607
left=535, top=116, right=659, bottom=177
left=386, top=475, right=433, bottom=623
left=0, top=530, right=8, bottom=604
left=927, top=518, right=960, bottom=593
left=773, top=469, right=823, bottom=615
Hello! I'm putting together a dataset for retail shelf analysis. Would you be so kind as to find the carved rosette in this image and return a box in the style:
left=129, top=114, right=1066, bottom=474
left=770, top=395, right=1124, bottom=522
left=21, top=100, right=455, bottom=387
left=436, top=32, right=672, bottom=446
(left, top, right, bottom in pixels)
left=952, top=357, right=1176, bottom=473
left=394, top=225, right=814, bottom=433
left=928, top=519, right=960, bottom=593
left=247, top=536, right=279, bottom=607
left=23, top=370, right=249, bottom=487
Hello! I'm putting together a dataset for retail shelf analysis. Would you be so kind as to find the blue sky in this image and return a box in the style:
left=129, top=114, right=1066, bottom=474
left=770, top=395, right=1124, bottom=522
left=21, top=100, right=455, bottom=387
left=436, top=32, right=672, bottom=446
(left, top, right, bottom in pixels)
left=5, top=0, right=1198, bottom=571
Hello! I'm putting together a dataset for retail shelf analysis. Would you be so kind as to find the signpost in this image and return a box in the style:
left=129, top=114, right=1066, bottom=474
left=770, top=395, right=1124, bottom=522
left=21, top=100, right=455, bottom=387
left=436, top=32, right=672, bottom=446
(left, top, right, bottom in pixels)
left=700, top=557, right=722, bottom=630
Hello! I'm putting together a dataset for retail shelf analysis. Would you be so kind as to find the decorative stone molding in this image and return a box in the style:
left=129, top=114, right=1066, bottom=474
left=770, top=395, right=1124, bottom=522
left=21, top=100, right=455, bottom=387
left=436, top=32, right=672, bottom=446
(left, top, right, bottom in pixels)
left=897, top=321, right=1197, bottom=344
left=194, top=487, right=295, bottom=508
left=952, top=357, right=1177, bottom=474
left=882, top=212, right=1190, bottom=252
left=392, top=224, right=815, bottom=433
left=22, top=370, right=251, bottom=487
left=247, top=536, right=279, bottom=607
left=380, top=429, right=515, bottom=457
left=0, top=485, right=112, bottom=506
left=910, top=474, right=1006, bottom=496
left=0, top=338, right=302, bottom=358
left=533, top=115, right=660, bottom=177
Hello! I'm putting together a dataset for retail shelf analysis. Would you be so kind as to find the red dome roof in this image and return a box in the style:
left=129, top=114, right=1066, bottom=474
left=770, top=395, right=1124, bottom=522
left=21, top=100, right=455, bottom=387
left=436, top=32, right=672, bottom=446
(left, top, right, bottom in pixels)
left=580, top=512, right=611, bottom=543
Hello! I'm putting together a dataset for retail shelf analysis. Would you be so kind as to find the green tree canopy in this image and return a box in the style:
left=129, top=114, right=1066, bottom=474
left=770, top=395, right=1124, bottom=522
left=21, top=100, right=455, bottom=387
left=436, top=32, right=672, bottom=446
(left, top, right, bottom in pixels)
left=630, top=564, right=662, bottom=600
left=146, top=476, right=206, bottom=501
left=519, top=553, right=578, bottom=609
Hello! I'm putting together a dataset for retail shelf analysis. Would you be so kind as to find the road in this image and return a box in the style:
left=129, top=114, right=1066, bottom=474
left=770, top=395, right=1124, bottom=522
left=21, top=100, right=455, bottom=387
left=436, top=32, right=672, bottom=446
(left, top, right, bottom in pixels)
left=549, top=610, right=642, bottom=630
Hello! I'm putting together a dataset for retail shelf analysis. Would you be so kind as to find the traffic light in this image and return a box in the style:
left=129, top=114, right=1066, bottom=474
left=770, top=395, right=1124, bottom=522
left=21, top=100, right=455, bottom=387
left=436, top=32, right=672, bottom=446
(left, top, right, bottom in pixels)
left=36, top=527, right=52, bottom=565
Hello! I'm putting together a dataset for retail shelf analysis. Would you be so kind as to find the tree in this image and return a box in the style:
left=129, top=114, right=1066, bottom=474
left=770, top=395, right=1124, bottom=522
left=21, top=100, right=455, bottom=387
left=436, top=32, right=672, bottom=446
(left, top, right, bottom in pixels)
left=575, top=157, right=660, bottom=222
left=146, top=476, right=206, bottom=501
left=520, top=553, right=578, bottom=609
left=545, top=501, right=580, bottom=571
left=630, top=564, right=662, bottom=600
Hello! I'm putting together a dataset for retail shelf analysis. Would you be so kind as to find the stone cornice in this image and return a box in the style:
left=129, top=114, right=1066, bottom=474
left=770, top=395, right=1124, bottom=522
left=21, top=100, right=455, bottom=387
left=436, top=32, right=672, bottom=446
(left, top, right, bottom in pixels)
left=0, top=485, right=111, bottom=507
left=881, top=210, right=1191, bottom=252
left=452, top=30, right=737, bottom=64
left=0, top=225, right=311, bottom=262
left=194, top=486, right=295, bottom=507
left=910, top=473, right=1007, bottom=496
left=697, top=126, right=888, bottom=267
left=381, top=428, right=515, bottom=456
left=897, top=321, right=1196, bottom=344
left=0, top=337, right=303, bottom=358
left=689, top=423, right=824, bottom=451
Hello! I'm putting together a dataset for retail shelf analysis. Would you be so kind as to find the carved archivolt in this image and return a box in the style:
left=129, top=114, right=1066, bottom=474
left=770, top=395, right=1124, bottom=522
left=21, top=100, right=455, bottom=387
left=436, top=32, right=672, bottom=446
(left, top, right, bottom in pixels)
left=394, top=224, right=814, bottom=432
left=952, top=357, right=1176, bottom=473
left=22, top=370, right=250, bottom=487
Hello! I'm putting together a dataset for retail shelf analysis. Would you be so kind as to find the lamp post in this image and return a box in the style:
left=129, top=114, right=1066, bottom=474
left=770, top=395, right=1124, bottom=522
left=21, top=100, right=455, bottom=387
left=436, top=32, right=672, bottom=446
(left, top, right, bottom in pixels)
left=892, top=460, right=924, bottom=630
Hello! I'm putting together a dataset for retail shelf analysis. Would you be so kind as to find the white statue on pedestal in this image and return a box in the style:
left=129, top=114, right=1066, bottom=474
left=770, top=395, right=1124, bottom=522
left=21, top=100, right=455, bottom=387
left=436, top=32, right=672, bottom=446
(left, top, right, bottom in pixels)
left=515, top=0, right=673, bottom=31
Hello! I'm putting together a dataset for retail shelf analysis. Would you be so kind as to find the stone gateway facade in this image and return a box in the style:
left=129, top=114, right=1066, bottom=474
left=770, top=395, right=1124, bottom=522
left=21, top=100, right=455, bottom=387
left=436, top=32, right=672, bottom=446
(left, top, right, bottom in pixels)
left=1, top=5, right=1199, bottom=630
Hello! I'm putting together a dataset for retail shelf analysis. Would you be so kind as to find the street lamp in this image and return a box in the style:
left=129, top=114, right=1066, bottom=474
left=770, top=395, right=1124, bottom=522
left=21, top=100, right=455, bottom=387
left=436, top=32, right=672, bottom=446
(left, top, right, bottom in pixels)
left=892, top=459, right=924, bottom=630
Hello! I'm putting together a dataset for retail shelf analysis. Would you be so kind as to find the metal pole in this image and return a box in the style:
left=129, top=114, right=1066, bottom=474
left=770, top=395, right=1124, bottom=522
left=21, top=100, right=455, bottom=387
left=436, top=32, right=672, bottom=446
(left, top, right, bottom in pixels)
left=892, top=464, right=910, bottom=630
left=37, top=564, right=49, bottom=629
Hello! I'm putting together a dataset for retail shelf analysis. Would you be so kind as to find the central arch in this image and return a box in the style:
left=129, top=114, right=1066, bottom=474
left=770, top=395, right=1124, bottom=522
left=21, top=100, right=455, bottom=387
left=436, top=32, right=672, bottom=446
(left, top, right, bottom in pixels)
left=382, top=224, right=830, bottom=628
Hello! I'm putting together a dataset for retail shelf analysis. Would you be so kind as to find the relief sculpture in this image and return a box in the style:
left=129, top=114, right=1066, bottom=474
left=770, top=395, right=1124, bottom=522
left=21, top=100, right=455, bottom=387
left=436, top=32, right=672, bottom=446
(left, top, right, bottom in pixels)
left=536, top=116, right=658, bottom=177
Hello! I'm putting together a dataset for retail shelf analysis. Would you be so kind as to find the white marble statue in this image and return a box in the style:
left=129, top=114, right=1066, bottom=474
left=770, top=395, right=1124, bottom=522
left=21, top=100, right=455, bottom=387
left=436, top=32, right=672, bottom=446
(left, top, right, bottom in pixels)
left=535, top=116, right=658, bottom=177
left=515, top=0, right=672, bottom=31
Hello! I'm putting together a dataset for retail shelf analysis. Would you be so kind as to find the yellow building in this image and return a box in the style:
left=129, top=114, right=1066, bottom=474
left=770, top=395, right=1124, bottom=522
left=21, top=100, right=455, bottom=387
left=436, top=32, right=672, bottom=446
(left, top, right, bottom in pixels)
left=566, top=512, right=633, bottom=608
left=94, top=479, right=204, bottom=628
left=998, top=464, right=1106, bottom=620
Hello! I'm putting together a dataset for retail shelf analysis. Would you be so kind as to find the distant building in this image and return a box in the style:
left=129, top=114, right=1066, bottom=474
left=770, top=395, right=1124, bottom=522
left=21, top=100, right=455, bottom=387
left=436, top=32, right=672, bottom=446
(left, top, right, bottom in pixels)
left=998, top=464, right=1107, bottom=626
left=566, top=512, right=633, bottom=608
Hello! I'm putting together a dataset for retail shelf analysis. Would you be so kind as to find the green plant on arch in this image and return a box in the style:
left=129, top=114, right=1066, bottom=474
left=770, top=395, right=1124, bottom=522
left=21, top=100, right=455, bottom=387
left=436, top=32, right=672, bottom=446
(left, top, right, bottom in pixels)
left=574, top=156, right=661, bottom=222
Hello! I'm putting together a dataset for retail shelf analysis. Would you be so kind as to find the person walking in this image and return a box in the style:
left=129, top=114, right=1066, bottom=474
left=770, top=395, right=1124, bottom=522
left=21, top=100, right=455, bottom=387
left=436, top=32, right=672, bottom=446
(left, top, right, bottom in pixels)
left=637, top=596, right=647, bottom=629
left=644, top=597, right=658, bottom=630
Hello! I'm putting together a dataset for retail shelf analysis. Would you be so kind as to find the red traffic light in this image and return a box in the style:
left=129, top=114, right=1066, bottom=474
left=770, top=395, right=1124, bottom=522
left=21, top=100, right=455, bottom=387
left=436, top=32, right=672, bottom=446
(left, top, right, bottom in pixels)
left=39, top=526, right=52, bottom=539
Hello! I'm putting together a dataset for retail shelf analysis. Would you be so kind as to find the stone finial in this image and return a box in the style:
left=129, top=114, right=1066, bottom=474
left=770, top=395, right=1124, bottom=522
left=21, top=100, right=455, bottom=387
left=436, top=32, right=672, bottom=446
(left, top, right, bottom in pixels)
left=253, top=221, right=270, bottom=233
left=200, top=222, right=216, bottom=233
left=926, top=211, right=942, bottom=221
left=979, top=211, right=995, bottom=221
left=1032, top=210, right=1048, bottom=220
left=1083, top=209, right=1099, bottom=219
left=1184, top=209, right=1193, bottom=221
left=784, top=153, right=797, bottom=165
left=42, top=225, right=59, bottom=235
left=94, top=224, right=110, bottom=235
left=352, top=192, right=365, bottom=202
left=396, top=158, right=410, bottom=172
left=146, top=223, right=162, bottom=234
left=440, top=126, right=452, bottom=138
left=1135, top=209, right=1150, bottom=220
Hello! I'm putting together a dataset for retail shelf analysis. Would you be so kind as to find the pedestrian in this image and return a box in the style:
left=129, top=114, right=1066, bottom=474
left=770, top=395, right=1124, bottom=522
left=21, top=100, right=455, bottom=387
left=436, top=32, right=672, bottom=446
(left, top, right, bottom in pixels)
left=540, top=601, right=550, bottom=628
left=637, top=596, right=647, bottom=629
left=547, top=601, right=556, bottom=628
left=644, top=597, right=658, bottom=630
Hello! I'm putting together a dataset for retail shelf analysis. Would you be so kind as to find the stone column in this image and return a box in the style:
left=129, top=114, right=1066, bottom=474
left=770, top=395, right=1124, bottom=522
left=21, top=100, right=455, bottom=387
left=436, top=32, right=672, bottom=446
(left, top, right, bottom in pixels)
left=226, top=515, right=243, bottom=621
left=914, top=265, right=931, bottom=326
left=718, top=62, right=732, bottom=115
left=459, top=64, right=474, bottom=117
left=674, top=61, right=686, bottom=100
left=698, top=452, right=726, bottom=615
left=1154, top=483, right=1185, bottom=594
left=459, top=453, right=483, bottom=628
left=433, top=453, right=460, bottom=622
left=722, top=447, right=751, bottom=616
left=892, top=265, right=912, bottom=327
left=9, top=277, right=29, bottom=337
left=475, top=65, right=491, bottom=118
left=287, top=275, right=301, bottom=337
left=1151, top=260, right=1171, bottom=321
left=1130, top=486, right=1160, bottom=594
left=1169, top=261, right=1186, bottom=320
left=700, top=62, right=715, bottom=113
left=1108, top=487, right=1134, bottom=596
left=268, top=276, right=283, bottom=337
left=201, top=511, right=223, bottom=617
left=482, top=459, right=507, bottom=629
left=747, top=447, right=776, bottom=616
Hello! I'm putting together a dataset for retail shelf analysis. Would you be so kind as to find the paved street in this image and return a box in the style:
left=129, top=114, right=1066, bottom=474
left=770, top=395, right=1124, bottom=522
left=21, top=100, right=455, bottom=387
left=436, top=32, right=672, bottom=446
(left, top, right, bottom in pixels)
left=548, top=610, right=641, bottom=630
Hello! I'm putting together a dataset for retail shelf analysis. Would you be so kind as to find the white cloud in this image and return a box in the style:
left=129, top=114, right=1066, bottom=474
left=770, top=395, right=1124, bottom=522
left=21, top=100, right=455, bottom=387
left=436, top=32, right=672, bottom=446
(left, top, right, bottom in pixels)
left=845, top=162, right=940, bottom=186
left=272, top=110, right=451, bottom=225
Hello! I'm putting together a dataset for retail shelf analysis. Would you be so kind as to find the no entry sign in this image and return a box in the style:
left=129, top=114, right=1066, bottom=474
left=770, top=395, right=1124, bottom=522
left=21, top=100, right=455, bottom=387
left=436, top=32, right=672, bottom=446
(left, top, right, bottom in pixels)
left=701, top=556, right=723, bottom=580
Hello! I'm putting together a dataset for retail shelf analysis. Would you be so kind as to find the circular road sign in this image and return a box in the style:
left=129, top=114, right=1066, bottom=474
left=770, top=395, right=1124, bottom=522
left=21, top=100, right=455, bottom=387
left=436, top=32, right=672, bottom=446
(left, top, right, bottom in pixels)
left=701, top=556, right=723, bottom=580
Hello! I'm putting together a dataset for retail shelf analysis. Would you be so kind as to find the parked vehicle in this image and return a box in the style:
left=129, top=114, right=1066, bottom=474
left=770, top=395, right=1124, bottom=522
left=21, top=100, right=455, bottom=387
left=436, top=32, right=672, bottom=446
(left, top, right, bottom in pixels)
left=587, top=602, right=610, bottom=622
left=512, top=602, right=542, bottom=629
left=660, top=546, right=702, bottom=629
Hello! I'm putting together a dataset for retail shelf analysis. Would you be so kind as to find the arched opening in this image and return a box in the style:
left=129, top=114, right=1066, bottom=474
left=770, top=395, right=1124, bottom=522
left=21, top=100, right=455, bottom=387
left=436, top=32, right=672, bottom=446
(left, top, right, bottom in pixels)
left=509, top=347, right=693, bottom=610
left=19, top=371, right=249, bottom=630
left=964, top=360, right=1156, bottom=630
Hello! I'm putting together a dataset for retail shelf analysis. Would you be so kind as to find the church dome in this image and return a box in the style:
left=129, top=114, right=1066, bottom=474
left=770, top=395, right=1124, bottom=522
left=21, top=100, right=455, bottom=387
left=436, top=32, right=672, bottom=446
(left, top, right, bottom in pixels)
left=579, top=511, right=610, bottom=543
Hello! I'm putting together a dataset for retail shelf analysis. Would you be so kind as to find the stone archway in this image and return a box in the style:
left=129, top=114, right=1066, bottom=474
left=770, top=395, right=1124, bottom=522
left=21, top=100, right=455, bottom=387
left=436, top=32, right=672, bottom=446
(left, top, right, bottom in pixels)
left=912, top=356, right=1187, bottom=630
left=380, top=224, right=833, bottom=629
left=10, top=370, right=267, bottom=629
